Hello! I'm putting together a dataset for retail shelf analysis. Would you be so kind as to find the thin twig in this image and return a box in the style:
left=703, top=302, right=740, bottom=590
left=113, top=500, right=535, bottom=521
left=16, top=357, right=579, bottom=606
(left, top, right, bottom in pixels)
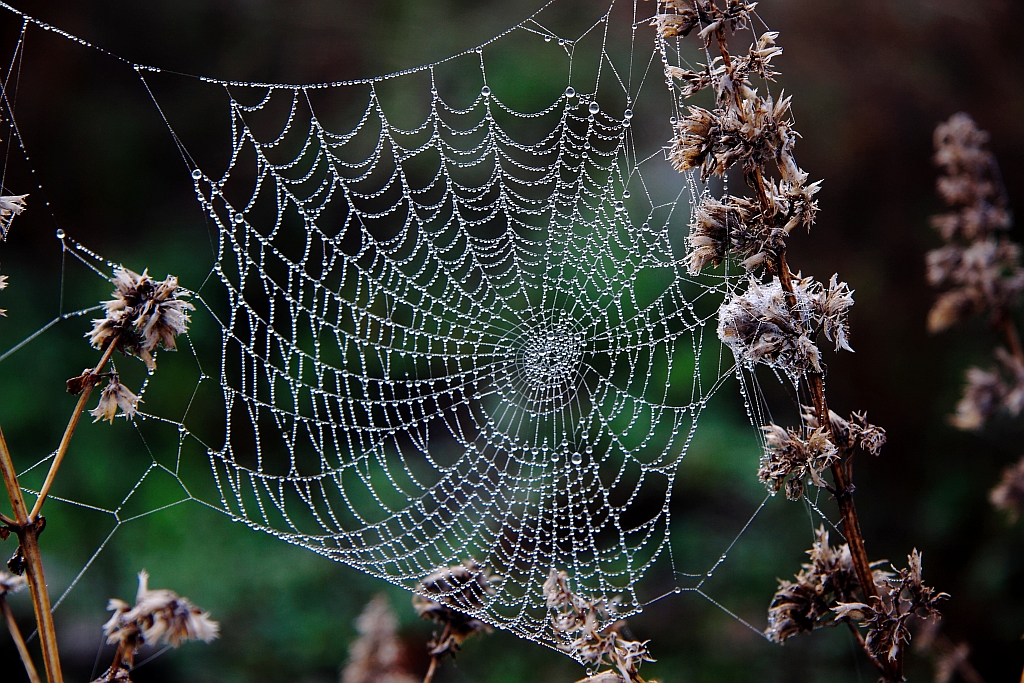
left=0, top=427, right=62, bottom=683
left=422, top=656, right=439, bottom=683
left=2, top=594, right=43, bottom=683
left=30, top=339, right=117, bottom=520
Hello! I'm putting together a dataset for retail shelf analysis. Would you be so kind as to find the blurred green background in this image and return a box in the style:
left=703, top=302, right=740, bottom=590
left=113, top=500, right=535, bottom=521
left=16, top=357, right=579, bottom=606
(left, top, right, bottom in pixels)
left=0, top=0, right=1023, bottom=682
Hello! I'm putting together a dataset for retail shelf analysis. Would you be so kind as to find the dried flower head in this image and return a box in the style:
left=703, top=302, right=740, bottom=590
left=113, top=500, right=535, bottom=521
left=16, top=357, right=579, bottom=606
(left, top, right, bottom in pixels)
left=990, top=455, right=1024, bottom=521
left=925, top=238, right=1024, bottom=333
left=832, top=551, right=946, bottom=671
left=766, top=527, right=865, bottom=643
left=717, top=275, right=854, bottom=374
left=823, top=410, right=886, bottom=457
left=342, top=594, right=417, bottom=683
left=89, top=376, right=142, bottom=423
left=759, top=424, right=837, bottom=500
left=949, top=348, right=1024, bottom=430
left=88, top=268, right=194, bottom=370
left=544, top=569, right=654, bottom=683
left=95, top=571, right=217, bottom=683
left=930, top=113, right=1010, bottom=242
left=104, top=570, right=219, bottom=649
left=413, top=560, right=494, bottom=659
left=0, top=194, right=27, bottom=239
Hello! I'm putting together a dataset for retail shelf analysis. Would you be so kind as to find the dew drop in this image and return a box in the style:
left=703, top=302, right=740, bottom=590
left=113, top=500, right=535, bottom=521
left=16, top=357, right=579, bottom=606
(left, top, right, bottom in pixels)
left=565, top=86, right=576, bottom=98
left=571, top=452, right=583, bottom=465
left=481, top=85, right=491, bottom=96
left=622, top=190, right=631, bottom=199
left=623, top=108, right=633, bottom=120
left=233, top=213, right=244, bottom=224
left=55, top=228, right=65, bottom=239
left=191, top=169, right=202, bottom=180
left=544, top=35, right=552, bottom=42
left=588, top=101, right=600, bottom=115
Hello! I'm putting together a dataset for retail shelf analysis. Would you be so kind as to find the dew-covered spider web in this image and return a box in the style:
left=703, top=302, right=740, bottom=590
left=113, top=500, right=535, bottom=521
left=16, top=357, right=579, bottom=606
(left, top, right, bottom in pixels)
left=0, top=0, right=829, bottom=655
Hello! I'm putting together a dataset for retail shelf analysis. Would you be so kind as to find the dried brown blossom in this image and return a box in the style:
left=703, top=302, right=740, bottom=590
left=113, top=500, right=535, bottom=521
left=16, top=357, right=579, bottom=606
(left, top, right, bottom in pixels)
left=990, top=455, right=1024, bottom=521
left=544, top=569, right=654, bottom=683
left=668, top=92, right=795, bottom=182
left=88, top=268, right=194, bottom=371
left=925, top=238, right=1024, bottom=333
left=949, top=348, right=1024, bottom=430
left=832, top=551, right=946, bottom=671
left=89, top=376, right=142, bottom=424
left=717, top=275, right=854, bottom=373
left=0, top=193, right=27, bottom=239
left=413, top=560, right=494, bottom=659
left=94, top=571, right=218, bottom=683
left=766, top=527, right=868, bottom=643
left=652, top=11, right=700, bottom=39
left=104, top=571, right=219, bottom=649
left=685, top=194, right=766, bottom=273
left=342, top=594, right=417, bottom=683
left=824, top=410, right=887, bottom=457
left=758, top=424, right=837, bottom=500
left=930, top=113, right=1010, bottom=242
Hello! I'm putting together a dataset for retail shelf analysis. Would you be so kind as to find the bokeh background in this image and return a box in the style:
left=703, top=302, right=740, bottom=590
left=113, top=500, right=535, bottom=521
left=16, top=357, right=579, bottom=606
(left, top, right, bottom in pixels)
left=0, top=0, right=1023, bottom=682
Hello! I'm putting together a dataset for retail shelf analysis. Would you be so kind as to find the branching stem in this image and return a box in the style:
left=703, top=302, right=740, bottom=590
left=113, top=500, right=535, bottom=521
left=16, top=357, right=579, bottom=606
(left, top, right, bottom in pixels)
left=31, top=339, right=118, bottom=520
left=0, top=427, right=62, bottom=683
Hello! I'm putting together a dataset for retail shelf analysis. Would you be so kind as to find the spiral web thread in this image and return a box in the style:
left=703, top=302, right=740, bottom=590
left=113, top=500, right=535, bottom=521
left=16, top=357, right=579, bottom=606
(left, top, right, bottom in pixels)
left=0, top=0, right=790, bottom=652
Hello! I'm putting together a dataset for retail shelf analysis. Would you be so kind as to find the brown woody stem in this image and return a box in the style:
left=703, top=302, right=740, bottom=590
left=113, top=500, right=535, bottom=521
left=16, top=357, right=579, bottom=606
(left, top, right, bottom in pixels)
left=422, top=656, right=439, bottom=683
left=0, top=428, right=63, bottom=683
left=30, top=339, right=118, bottom=520
left=2, top=594, right=43, bottom=683
left=776, top=252, right=878, bottom=604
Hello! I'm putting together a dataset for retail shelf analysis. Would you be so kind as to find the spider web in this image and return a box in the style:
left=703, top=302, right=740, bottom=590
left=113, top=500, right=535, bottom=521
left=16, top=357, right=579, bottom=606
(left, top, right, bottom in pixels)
left=0, top=0, right=806, bottom=654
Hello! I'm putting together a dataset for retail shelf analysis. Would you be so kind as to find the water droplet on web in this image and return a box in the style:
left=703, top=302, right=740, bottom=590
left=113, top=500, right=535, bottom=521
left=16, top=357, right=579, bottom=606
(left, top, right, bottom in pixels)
left=622, top=190, right=630, bottom=199
left=191, top=169, right=202, bottom=180
left=571, top=452, right=583, bottom=465
left=565, top=86, right=575, bottom=98
left=544, top=35, right=552, bottom=42
left=589, top=101, right=600, bottom=115
left=623, top=108, right=633, bottom=120
left=55, top=229, right=65, bottom=239
left=481, top=85, right=491, bottom=96
left=233, top=213, right=244, bottom=224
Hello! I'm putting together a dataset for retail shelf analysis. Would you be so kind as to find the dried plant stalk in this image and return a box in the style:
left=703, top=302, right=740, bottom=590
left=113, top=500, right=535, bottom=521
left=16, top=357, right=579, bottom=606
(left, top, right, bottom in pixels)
left=653, top=1, right=942, bottom=679
left=1, top=572, right=42, bottom=683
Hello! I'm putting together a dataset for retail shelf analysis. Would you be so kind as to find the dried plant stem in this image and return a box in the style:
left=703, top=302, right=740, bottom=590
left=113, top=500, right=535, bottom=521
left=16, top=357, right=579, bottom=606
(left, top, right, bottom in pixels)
left=422, top=656, right=439, bottom=683
left=773, top=221, right=879, bottom=607
left=0, top=427, right=62, bottom=683
left=0, top=338, right=118, bottom=683
left=30, top=339, right=118, bottom=520
left=2, top=594, right=43, bottom=683
left=421, top=621, right=451, bottom=683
